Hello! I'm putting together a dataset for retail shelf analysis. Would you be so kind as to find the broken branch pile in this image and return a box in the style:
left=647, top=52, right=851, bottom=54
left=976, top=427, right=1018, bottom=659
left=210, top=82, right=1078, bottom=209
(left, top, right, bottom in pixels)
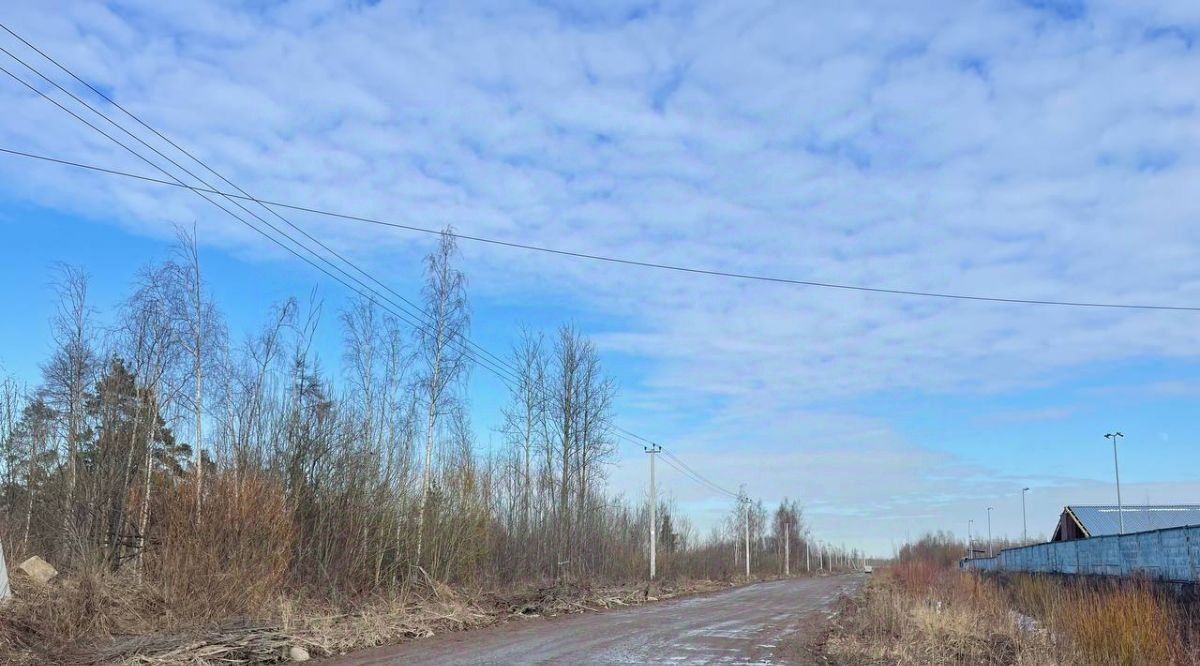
left=55, top=579, right=731, bottom=664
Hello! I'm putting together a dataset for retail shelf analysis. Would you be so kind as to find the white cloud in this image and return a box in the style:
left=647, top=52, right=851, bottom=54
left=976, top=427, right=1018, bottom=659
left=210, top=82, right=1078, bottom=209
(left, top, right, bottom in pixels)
left=2, top=0, right=1200, bottom=553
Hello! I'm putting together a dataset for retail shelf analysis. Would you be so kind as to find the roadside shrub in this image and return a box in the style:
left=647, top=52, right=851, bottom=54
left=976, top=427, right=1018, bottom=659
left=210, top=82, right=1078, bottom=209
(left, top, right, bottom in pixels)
left=148, top=470, right=294, bottom=620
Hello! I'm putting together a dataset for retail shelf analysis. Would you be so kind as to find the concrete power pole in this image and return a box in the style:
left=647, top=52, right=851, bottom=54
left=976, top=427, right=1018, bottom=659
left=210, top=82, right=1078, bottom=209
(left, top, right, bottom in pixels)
left=645, top=445, right=661, bottom=580
left=743, top=497, right=751, bottom=577
left=784, top=523, right=790, bottom=576
left=805, top=539, right=810, bottom=573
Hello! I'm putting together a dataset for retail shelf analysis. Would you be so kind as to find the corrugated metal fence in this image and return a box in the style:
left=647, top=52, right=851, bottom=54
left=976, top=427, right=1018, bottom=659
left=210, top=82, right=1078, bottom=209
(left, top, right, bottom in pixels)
left=960, top=524, right=1200, bottom=582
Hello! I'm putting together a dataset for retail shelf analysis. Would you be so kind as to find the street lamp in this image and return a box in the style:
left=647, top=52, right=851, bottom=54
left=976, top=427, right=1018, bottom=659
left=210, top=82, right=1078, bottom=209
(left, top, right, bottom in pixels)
left=1105, top=432, right=1125, bottom=534
left=1022, top=487, right=1030, bottom=544
left=987, top=507, right=994, bottom=557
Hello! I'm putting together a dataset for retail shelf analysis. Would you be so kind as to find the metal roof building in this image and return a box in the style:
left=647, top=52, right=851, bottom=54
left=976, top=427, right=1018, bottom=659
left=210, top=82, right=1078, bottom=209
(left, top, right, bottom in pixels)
left=1052, top=505, right=1200, bottom=541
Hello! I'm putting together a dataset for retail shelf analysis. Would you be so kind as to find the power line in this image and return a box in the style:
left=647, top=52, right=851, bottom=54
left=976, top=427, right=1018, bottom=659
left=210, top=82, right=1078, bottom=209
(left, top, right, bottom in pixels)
left=0, top=24, right=742, bottom=504
left=0, top=38, right=523, bottom=386
left=0, top=56, right=525, bottom=390
left=609, top=428, right=725, bottom=495
left=1, top=152, right=1196, bottom=313
left=0, top=30, right=537, bottom=391
left=660, top=457, right=738, bottom=499
left=661, top=449, right=740, bottom=498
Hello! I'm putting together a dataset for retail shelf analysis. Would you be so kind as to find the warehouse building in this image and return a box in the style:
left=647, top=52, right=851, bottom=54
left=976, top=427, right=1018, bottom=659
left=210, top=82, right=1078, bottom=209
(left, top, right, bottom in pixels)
left=1051, top=504, right=1200, bottom=541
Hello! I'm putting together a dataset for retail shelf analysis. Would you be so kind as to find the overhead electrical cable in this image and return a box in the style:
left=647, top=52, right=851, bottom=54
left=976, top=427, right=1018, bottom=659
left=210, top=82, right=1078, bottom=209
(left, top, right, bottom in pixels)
left=0, top=59, right=524, bottom=389
left=657, top=454, right=739, bottom=499
left=661, top=449, right=740, bottom=498
left=0, top=24, right=735, bottom=500
left=0, top=27, right=645, bottom=438
left=0, top=155, right=1195, bottom=313
left=0, top=42, right=523, bottom=385
left=0, top=38, right=531, bottom=389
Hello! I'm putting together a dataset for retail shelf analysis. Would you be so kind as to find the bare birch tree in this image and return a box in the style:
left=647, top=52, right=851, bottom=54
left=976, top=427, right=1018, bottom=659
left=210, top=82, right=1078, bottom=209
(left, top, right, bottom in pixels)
left=43, top=264, right=95, bottom=503
left=414, top=230, right=470, bottom=567
left=501, top=329, right=548, bottom=564
left=121, top=263, right=187, bottom=575
left=550, top=324, right=583, bottom=578
left=165, top=227, right=222, bottom=509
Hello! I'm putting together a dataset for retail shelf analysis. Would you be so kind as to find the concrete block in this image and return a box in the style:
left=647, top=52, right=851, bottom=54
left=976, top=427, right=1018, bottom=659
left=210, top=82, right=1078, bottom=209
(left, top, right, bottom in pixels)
left=17, top=556, right=57, bottom=584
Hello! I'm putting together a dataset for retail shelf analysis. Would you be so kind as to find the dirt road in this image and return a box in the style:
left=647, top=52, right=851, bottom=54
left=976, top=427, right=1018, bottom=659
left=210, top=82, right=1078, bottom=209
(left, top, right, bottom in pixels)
left=329, top=575, right=863, bottom=665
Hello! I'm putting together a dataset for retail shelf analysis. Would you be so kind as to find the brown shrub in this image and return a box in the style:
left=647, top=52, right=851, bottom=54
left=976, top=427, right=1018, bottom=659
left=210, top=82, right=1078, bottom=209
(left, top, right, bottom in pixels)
left=147, top=470, right=294, bottom=620
left=890, top=558, right=943, bottom=596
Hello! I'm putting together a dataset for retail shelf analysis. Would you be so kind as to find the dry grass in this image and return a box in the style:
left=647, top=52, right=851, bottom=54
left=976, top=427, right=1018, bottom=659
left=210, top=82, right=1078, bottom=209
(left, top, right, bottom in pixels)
left=823, top=566, right=1057, bottom=665
left=823, top=564, right=1195, bottom=666
left=0, top=470, right=297, bottom=663
left=0, top=570, right=173, bottom=664
left=0, top=570, right=730, bottom=664
left=1008, top=575, right=1184, bottom=666
left=93, top=589, right=495, bottom=664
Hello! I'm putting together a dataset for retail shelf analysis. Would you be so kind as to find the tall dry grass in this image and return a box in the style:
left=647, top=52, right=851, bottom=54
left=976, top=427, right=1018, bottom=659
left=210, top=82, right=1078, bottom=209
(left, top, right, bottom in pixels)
left=825, top=563, right=1058, bottom=665
left=1008, top=575, right=1184, bottom=666
left=826, top=560, right=1194, bottom=665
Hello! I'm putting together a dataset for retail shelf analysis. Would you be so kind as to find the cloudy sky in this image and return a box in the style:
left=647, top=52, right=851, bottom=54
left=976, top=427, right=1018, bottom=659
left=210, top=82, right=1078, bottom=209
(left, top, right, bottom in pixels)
left=1, top=0, right=1199, bottom=555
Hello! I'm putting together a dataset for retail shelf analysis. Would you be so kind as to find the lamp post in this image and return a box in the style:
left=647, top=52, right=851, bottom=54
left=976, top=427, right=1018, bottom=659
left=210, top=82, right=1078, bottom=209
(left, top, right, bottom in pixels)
left=1022, top=487, right=1030, bottom=543
left=1105, top=432, right=1125, bottom=534
left=987, top=507, right=994, bottom=557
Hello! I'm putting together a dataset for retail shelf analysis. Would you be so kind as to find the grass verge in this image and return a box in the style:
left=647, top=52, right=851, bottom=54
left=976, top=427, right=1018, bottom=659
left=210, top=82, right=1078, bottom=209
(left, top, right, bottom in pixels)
left=820, top=560, right=1196, bottom=665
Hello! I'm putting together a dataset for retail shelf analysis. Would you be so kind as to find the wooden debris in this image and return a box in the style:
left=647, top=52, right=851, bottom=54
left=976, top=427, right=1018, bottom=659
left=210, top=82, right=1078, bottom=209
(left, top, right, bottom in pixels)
left=69, top=579, right=729, bottom=664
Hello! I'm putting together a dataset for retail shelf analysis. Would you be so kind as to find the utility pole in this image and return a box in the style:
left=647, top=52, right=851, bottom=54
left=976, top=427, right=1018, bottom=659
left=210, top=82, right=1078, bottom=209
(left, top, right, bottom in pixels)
left=1022, top=487, right=1030, bottom=543
left=987, top=507, right=994, bottom=557
left=784, top=522, right=790, bottom=576
left=743, top=498, right=750, bottom=578
left=806, top=539, right=810, bottom=573
left=644, top=445, right=661, bottom=580
left=1105, top=432, right=1125, bottom=534
left=967, top=519, right=974, bottom=559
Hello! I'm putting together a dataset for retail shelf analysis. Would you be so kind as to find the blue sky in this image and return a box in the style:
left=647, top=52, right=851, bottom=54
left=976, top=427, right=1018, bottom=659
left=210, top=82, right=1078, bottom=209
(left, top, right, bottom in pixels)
left=1, top=0, right=1199, bottom=555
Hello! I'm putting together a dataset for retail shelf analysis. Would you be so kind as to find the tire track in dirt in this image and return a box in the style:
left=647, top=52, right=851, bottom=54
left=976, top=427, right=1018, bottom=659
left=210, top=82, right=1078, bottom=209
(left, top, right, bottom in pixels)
left=328, top=575, right=864, bottom=665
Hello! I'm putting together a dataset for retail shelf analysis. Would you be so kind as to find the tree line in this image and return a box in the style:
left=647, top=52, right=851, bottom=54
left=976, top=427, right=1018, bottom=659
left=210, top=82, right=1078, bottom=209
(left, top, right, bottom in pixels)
left=0, top=227, right=839, bottom=605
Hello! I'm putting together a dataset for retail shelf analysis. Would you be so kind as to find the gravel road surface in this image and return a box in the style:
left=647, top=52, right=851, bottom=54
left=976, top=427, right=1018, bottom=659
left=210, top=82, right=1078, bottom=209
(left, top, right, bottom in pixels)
left=328, top=574, right=863, bottom=665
